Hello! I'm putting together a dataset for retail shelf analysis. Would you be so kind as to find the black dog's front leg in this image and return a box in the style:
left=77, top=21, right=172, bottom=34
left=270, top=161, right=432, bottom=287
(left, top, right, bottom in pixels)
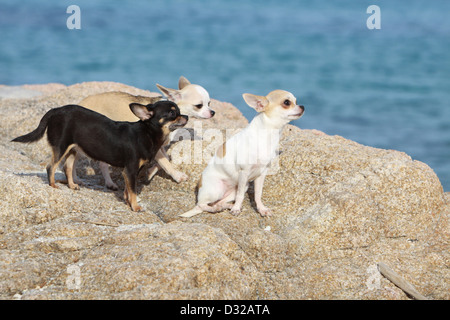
left=122, top=164, right=141, bottom=211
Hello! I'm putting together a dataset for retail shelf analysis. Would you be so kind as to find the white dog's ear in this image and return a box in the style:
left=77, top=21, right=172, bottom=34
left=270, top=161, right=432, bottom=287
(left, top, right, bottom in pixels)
left=242, top=93, right=269, bottom=112
left=178, top=76, right=191, bottom=89
left=129, top=103, right=154, bottom=121
left=156, top=84, right=182, bottom=102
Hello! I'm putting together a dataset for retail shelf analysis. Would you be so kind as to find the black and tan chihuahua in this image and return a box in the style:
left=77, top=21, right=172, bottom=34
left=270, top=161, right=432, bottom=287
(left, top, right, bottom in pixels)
left=12, top=101, right=188, bottom=211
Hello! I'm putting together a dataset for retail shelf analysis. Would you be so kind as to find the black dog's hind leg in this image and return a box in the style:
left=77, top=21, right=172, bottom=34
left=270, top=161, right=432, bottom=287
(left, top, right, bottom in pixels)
left=63, top=149, right=80, bottom=190
left=46, top=144, right=76, bottom=189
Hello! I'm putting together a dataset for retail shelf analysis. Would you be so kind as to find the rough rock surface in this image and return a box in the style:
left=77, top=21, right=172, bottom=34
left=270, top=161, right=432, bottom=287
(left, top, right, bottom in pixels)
left=0, top=82, right=448, bottom=300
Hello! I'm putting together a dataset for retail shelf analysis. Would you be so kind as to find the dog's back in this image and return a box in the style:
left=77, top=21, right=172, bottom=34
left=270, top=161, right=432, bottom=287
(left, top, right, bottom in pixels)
left=11, top=105, right=104, bottom=144
left=79, top=92, right=162, bottom=122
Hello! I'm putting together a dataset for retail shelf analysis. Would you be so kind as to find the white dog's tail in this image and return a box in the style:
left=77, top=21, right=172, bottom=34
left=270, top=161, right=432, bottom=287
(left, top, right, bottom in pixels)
left=179, top=206, right=203, bottom=218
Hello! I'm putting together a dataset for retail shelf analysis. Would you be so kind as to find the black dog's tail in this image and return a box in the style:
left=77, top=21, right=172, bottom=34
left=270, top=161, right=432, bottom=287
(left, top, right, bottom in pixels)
left=11, top=109, right=54, bottom=143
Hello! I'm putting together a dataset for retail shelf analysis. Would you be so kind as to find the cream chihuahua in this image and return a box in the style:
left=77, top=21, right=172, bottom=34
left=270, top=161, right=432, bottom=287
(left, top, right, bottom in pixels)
left=180, top=90, right=304, bottom=218
left=69, top=76, right=214, bottom=190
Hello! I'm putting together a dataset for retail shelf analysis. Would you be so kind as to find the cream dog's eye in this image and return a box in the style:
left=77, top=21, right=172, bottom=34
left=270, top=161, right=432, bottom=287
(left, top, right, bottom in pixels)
left=194, top=104, right=203, bottom=109
left=283, top=100, right=291, bottom=106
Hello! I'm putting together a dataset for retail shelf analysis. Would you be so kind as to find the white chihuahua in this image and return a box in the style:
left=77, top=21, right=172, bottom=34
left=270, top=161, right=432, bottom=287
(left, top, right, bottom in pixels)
left=180, top=90, right=304, bottom=218
left=70, top=76, right=214, bottom=190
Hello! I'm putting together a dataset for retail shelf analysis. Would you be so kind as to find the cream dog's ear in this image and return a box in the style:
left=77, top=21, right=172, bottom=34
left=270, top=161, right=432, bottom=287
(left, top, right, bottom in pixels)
left=178, top=76, right=191, bottom=89
left=156, top=84, right=182, bottom=102
left=242, top=93, right=269, bottom=112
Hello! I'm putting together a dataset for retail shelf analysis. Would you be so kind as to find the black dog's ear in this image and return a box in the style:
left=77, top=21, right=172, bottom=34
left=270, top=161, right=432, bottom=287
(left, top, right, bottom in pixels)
left=130, top=103, right=154, bottom=121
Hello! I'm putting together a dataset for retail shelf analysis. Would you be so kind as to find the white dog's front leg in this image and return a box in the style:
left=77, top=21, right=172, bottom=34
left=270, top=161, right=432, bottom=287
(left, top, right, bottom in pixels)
left=155, top=149, right=188, bottom=183
left=230, top=170, right=249, bottom=216
left=254, top=172, right=271, bottom=217
left=100, top=161, right=119, bottom=190
left=147, top=163, right=160, bottom=181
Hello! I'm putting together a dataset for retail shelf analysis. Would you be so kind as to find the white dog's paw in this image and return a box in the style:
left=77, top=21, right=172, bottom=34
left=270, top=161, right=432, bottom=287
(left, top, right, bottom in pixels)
left=258, top=207, right=272, bottom=217
left=173, top=171, right=188, bottom=183
left=230, top=206, right=241, bottom=216
left=106, top=181, right=119, bottom=191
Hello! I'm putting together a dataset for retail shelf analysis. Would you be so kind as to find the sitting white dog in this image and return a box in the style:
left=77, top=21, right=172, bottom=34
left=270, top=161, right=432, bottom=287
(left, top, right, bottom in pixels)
left=180, top=90, right=304, bottom=218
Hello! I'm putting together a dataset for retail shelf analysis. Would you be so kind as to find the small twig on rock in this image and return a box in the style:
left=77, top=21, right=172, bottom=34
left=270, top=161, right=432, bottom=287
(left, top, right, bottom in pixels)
left=377, top=262, right=428, bottom=300
left=71, top=219, right=119, bottom=228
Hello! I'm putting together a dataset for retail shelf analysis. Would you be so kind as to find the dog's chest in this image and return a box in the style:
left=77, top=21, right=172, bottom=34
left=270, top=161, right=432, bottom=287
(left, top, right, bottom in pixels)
left=238, top=126, right=279, bottom=163
left=228, top=126, right=279, bottom=180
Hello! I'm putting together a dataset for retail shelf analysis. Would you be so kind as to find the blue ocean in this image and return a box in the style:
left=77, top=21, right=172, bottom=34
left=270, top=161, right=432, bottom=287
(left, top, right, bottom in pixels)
left=1, top=0, right=449, bottom=191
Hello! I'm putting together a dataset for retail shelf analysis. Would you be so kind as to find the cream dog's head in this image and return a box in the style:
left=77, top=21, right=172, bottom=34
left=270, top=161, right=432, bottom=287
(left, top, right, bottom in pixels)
left=243, top=89, right=304, bottom=127
left=156, top=76, right=215, bottom=119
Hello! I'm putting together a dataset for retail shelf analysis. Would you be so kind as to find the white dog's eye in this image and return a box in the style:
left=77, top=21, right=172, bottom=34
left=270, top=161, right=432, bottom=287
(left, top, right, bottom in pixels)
left=194, top=104, right=203, bottom=109
left=283, top=100, right=291, bottom=107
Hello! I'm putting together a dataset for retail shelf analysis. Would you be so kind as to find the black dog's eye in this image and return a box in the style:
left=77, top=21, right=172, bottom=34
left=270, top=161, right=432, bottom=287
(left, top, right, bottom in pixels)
left=194, top=104, right=203, bottom=109
left=169, top=111, right=176, bottom=117
left=283, top=100, right=291, bottom=106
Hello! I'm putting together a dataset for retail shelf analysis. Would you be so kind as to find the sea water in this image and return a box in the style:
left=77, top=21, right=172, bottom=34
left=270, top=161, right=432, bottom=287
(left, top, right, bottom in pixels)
left=0, top=0, right=449, bottom=190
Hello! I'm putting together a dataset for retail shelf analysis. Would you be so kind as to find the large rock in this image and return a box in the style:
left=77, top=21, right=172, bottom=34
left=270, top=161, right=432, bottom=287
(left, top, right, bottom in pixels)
left=1, top=222, right=256, bottom=299
left=0, top=82, right=448, bottom=300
